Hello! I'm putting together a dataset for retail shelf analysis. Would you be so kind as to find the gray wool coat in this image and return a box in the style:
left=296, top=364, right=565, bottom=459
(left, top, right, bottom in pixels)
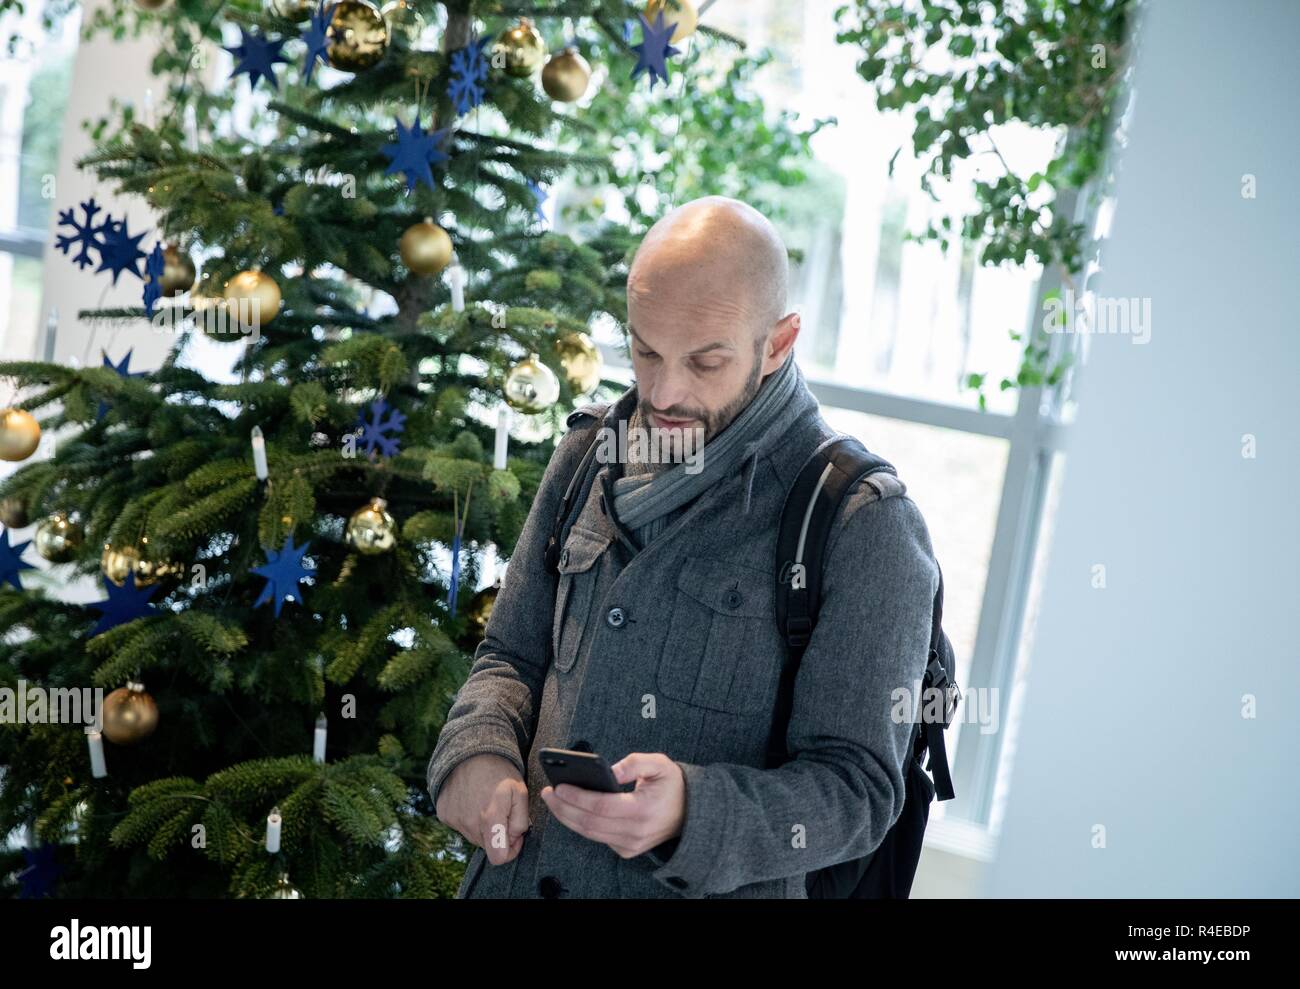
left=426, top=360, right=940, bottom=898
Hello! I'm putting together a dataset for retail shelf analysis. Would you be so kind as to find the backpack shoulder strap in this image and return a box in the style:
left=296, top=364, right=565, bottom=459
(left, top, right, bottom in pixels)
left=774, top=435, right=898, bottom=657
left=768, top=434, right=959, bottom=800
left=542, top=403, right=610, bottom=574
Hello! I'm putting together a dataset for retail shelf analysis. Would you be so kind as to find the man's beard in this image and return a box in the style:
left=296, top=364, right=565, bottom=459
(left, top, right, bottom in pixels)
left=636, top=348, right=766, bottom=471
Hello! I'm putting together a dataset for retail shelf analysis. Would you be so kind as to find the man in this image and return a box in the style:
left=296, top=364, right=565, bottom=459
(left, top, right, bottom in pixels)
left=427, top=195, right=939, bottom=898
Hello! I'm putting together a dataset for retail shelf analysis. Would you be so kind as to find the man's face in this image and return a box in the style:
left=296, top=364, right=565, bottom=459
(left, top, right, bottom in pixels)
left=627, top=310, right=766, bottom=446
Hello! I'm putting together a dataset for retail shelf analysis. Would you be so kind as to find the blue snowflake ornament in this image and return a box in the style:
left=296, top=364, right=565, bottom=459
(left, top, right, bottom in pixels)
left=252, top=534, right=312, bottom=618
left=354, top=397, right=406, bottom=458
left=225, top=26, right=290, bottom=92
left=0, top=528, right=35, bottom=591
left=86, top=573, right=160, bottom=637
left=55, top=198, right=114, bottom=270
left=379, top=117, right=452, bottom=194
left=96, top=216, right=149, bottom=285
left=143, top=243, right=165, bottom=317
left=301, top=2, right=336, bottom=84
left=631, top=10, right=682, bottom=89
left=447, top=33, right=492, bottom=115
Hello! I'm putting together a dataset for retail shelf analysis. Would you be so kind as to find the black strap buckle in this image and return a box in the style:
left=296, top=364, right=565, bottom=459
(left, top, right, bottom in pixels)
left=786, top=615, right=812, bottom=649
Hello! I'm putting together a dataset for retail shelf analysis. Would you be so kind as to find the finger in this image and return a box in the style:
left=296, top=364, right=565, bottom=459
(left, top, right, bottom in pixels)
left=543, top=788, right=644, bottom=844
left=551, top=782, right=638, bottom=817
left=610, top=752, right=666, bottom=785
left=507, top=780, right=530, bottom=838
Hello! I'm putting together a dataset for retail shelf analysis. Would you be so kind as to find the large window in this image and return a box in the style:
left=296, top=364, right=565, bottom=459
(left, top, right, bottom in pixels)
left=0, top=4, right=79, bottom=360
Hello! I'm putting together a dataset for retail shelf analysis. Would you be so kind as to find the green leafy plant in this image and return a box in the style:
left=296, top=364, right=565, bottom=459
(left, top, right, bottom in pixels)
left=835, top=0, right=1136, bottom=408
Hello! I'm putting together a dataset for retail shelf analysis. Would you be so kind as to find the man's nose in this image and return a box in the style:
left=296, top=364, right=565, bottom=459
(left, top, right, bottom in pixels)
left=648, top=365, right=692, bottom=415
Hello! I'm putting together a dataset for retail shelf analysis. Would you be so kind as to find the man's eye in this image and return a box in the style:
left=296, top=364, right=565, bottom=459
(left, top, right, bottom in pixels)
left=693, top=361, right=724, bottom=373
left=636, top=349, right=659, bottom=360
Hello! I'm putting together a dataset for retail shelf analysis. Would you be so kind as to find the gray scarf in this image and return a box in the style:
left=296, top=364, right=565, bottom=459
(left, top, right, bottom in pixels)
left=611, top=352, right=801, bottom=548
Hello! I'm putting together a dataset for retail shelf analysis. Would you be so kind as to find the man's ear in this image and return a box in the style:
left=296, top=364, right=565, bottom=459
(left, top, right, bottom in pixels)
left=764, top=311, right=801, bottom=373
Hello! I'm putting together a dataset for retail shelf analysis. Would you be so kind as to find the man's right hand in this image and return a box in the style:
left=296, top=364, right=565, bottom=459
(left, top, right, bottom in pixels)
left=435, top=753, right=530, bottom=865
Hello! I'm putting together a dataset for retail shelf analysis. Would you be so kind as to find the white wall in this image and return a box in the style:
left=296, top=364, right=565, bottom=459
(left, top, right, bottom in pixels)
left=33, top=0, right=167, bottom=368
left=985, top=0, right=1300, bottom=897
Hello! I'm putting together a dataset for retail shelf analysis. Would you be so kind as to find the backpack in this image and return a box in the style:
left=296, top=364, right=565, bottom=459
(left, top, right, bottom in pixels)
left=770, top=434, right=960, bottom=899
left=543, top=411, right=961, bottom=899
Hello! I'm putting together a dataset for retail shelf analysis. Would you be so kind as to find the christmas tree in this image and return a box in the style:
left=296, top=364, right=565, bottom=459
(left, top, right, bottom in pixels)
left=0, top=1, right=816, bottom=898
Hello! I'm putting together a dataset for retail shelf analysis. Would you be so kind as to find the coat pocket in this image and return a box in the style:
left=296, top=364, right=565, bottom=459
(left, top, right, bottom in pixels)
left=552, top=526, right=609, bottom=673
left=656, top=556, right=782, bottom=715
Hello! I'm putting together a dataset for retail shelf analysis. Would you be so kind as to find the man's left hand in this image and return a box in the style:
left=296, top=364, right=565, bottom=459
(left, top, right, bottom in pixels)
left=541, top=752, right=685, bottom=858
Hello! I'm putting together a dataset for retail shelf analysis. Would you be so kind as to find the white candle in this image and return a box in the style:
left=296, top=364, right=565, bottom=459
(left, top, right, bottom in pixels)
left=266, top=808, right=282, bottom=853
left=87, top=731, right=107, bottom=779
left=143, top=88, right=155, bottom=128
left=251, top=426, right=268, bottom=481
left=448, top=256, right=465, bottom=312
left=313, top=713, right=326, bottom=763
left=44, top=308, right=58, bottom=362
left=184, top=105, right=199, bottom=153
left=494, top=407, right=510, bottom=469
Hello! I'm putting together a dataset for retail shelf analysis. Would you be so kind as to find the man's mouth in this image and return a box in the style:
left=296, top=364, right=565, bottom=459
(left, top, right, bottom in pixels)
left=649, top=412, right=695, bottom=429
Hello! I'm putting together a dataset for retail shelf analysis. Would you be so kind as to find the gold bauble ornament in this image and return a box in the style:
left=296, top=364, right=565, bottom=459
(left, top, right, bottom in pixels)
left=496, top=17, right=546, bottom=78
left=269, top=0, right=315, bottom=21
left=101, top=682, right=159, bottom=746
left=34, top=512, right=83, bottom=563
left=133, top=0, right=170, bottom=10
left=224, top=269, right=281, bottom=329
left=0, top=496, right=28, bottom=529
left=269, top=872, right=304, bottom=898
left=101, top=543, right=141, bottom=586
left=159, top=244, right=196, bottom=297
left=100, top=541, right=179, bottom=586
left=380, top=0, right=424, bottom=46
left=465, top=582, right=499, bottom=641
left=503, top=353, right=561, bottom=413
left=542, top=47, right=592, bottom=102
left=327, top=0, right=389, bottom=72
left=399, top=218, right=453, bottom=276
left=346, top=497, right=397, bottom=555
left=645, top=0, right=698, bottom=42
left=555, top=331, right=602, bottom=394
left=0, top=408, right=41, bottom=462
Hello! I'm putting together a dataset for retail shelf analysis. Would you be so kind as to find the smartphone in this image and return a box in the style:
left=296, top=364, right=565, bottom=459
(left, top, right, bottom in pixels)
left=538, top=747, right=623, bottom=793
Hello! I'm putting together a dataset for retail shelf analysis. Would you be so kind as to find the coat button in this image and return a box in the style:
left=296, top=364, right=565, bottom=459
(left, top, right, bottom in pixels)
left=570, top=739, right=592, bottom=752
left=538, top=875, right=564, bottom=898
left=560, top=547, right=570, bottom=567
left=606, top=607, right=626, bottom=628
left=724, top=589, right=743, bottom=609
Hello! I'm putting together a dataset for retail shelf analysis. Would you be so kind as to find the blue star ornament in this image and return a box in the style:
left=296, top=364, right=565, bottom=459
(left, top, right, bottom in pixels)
left=379, top=117, right=452, bottom=194
left=252, top=534, right=312, bottom=618
left=86, top=573, right=159, bottom=637
left=226, top=26, right=290, bottom=92
left=17, top=844, right=64, bottom=899
left=143, top=243, right=164, bottom=317
left=98, top=349, right=147, bottom=421
left=301, top=2, right=336, bottom=84
left=96, top=216, right=148, bottom=285
left=631, top=10, right=682, bottom=88
left=447, top=33, right=491, bottom=115
left=0, top=528, right=35, bottom=591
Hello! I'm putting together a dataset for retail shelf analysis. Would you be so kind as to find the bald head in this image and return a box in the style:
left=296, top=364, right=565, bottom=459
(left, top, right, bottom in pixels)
left=628, top=195, right=789, bottom=340
left=624, top=196, right=802, bottom=445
